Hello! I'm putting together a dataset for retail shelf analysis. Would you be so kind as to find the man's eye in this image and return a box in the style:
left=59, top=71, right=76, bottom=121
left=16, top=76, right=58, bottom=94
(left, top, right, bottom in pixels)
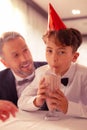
left=13, top=54, right=19, bottom=58
left=23, top=48, right=28, bottom=52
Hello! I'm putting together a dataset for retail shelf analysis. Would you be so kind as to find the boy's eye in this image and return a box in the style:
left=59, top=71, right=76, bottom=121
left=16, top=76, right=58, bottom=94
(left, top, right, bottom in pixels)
left=57, top=51, right=65, bottom=55
left=47, top=49, right=52, bottom=53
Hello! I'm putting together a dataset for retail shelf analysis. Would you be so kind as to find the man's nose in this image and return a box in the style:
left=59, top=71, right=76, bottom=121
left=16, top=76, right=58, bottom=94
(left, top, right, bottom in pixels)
left=20, top=54, right=27, bottom=62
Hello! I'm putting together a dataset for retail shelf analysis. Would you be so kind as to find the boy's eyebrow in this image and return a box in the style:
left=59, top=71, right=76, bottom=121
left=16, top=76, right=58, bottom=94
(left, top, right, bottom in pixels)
left=46, top=46, right=66, bottom=50
left=46, top=47, right=52, bottom=49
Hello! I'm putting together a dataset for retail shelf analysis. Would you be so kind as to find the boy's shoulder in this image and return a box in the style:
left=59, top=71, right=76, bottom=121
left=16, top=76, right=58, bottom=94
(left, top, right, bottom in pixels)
left=76, top=63, right=87, bottom=74
left=35, top=64, right=49, bottom=72
left=34, top=64, right=49, bottom=78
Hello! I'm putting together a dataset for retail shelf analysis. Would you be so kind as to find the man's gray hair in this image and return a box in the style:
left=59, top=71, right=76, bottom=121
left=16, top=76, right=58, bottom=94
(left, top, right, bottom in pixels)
left=0, top=31, right=25, bottom=57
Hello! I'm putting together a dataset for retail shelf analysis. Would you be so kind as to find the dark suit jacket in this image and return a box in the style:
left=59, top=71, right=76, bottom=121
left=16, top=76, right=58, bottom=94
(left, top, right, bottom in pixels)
left=0, top=61, right=47, bottom=106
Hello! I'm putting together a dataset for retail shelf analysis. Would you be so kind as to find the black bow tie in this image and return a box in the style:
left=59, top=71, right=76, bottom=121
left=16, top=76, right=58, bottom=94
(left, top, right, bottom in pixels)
left=61, top=78, right=68, bottom=86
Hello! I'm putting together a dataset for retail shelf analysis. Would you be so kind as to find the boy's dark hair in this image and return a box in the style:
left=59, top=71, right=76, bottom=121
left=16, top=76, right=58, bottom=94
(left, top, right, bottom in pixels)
left=43, top=28, right=82, bottom=52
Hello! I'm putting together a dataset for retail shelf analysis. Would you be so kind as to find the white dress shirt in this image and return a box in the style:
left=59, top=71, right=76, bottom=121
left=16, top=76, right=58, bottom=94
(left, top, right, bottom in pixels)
left=18, top=63, right=87, bottom=118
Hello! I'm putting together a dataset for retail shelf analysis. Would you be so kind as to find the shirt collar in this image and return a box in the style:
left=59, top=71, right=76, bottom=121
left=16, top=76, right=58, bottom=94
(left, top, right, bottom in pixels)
left=12, top=70, right=35, bottom=82
left=61, top=63, right=76, bottom=85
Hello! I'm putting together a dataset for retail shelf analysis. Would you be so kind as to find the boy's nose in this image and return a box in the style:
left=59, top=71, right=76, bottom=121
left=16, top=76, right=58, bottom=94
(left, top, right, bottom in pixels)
left=52, top=54, right=59, bottom=63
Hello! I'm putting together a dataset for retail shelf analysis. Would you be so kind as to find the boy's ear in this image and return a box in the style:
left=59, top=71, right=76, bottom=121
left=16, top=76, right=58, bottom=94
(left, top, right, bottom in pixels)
left=0, top=58, right=9, bottom=67
left=72, top=52, right=79, bottom=62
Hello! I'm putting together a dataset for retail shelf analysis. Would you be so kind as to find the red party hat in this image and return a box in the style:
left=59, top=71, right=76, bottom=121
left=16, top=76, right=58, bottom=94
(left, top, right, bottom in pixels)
left=48, top=3, right=66, bottom=31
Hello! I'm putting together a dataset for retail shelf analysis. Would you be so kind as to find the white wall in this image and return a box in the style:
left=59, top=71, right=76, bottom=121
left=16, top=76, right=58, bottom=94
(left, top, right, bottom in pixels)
left=0, top=0, right=87, bottom=71
left=10, top=0, right=47, bottom=62
left=77, top=39, right=87, bottom=66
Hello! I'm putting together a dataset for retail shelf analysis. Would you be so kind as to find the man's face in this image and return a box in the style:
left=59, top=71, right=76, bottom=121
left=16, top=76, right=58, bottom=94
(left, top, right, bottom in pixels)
left=45, top=37, right=79, bottom=76
left=1, top=37, right=35, bottom=78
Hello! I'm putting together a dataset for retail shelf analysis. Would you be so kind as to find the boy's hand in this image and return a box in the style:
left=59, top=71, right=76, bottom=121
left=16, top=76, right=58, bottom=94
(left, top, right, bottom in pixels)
left=47, top=89, right=68, bottom=114
left=34, top=77, right=47, bottom=107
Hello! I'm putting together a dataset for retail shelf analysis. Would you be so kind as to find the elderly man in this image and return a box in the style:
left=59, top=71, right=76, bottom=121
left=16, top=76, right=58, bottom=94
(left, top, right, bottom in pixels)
left=0, top=31, right=47, bottom=121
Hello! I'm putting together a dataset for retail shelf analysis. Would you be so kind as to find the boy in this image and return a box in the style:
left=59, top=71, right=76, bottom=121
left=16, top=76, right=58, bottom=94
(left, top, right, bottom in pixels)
left=18, top=28, right=87, bottom=118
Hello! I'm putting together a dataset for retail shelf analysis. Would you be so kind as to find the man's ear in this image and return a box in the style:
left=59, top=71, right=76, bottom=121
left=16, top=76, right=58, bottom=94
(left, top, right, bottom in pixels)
left=72, top=52, right=79, bottom=62
left=0, top=58, right=9, bottom=67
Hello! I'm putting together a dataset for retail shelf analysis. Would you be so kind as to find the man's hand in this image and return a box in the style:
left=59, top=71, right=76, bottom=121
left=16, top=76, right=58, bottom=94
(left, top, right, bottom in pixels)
left=0, top=100, right=18, bottom=122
